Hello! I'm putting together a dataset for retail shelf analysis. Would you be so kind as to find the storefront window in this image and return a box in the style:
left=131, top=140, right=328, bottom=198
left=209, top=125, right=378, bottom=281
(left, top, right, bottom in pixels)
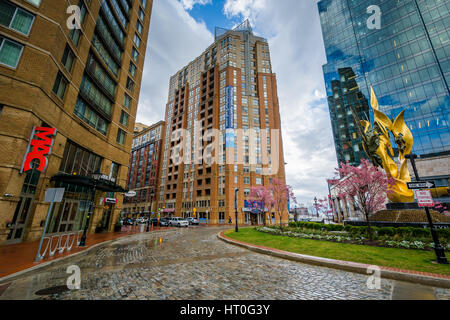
left=59, top=140, right=102, bottom=175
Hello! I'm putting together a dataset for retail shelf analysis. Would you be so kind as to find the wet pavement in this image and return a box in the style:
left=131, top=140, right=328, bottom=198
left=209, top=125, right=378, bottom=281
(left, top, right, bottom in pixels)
left=0, top=226, right=449, bottom=300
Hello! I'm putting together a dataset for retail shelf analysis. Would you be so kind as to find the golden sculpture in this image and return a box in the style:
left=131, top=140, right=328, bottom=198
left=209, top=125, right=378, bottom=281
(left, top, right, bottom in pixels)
left=359, top=87, right=415, bottom=202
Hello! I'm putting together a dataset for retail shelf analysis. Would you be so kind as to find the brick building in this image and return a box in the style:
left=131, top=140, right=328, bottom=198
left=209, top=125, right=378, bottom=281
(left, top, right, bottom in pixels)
left=122, top=120, right=165, bottom=217
left=0, top=0, right=153, bottom=245
left=157, top=21, right=288, bottom=225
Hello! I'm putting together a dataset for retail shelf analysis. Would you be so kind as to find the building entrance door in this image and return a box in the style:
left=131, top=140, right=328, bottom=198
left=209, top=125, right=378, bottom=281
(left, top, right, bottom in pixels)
left=101, top=205, right=113, bottom=231
left=52, top=200, right=79, bottom=233
left=6, top=195, right=34, bottom=244
left=250, top=213, right=257, bottom=225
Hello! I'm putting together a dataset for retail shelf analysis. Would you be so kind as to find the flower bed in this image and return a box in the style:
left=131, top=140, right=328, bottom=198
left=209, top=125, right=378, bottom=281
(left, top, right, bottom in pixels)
left=256, top=226, right=450, bottom=251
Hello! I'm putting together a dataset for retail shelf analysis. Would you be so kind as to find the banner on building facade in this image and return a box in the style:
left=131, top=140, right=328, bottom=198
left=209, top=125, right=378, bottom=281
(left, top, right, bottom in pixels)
left=225, top=85, right=235, bottom=149
left=20, top=126, right=57, bottom=174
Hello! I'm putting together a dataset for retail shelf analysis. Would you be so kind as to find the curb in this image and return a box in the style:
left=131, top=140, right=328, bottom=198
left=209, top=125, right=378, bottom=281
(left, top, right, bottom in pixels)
left=218, top=231, right=450, bottom=289
left=0, top=229, right=175, bottom=284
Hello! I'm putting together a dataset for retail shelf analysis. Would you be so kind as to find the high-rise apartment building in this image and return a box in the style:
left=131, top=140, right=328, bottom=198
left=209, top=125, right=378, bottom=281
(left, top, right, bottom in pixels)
left=157, top=21, right=287, bottom=225
left=319, top=0, right=449, bottom=194
left=0, top=0, right=153, bottom=245
left=123, top=120, right=165, bottom=216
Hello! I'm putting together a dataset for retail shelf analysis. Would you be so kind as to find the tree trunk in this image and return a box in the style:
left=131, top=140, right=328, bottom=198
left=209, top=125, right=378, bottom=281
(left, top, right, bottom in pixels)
left=365, top=212, right=373, bottom=241
left=263, top=211, right=266, bottom=226
left=279, top=214, right=283, bottom=231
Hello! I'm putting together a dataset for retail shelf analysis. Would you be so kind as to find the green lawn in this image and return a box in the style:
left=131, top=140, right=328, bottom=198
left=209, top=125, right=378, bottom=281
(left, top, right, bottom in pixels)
left=224, top=228, right=450, bottom=276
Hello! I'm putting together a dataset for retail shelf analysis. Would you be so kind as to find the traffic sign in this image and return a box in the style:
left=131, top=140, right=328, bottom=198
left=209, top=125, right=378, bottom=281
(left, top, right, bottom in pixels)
left=44, top=188, right=65, bottom=203
left=407, top=181, right=435, bottom=190
left=415, top=190, right=434, bottom=207
left=125, top=190, right=137, bottom=197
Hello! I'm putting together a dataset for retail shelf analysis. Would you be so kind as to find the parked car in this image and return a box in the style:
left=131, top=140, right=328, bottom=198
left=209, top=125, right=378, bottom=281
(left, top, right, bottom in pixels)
left=186, top=217, right=199, bottom=225
left=169, top=217, right=189, bottom=227
left=159, top=218, right=170, bottom=227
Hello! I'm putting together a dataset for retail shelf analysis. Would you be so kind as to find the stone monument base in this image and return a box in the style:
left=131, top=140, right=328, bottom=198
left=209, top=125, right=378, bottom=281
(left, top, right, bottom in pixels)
left=386, top=202, right=420, bottom=210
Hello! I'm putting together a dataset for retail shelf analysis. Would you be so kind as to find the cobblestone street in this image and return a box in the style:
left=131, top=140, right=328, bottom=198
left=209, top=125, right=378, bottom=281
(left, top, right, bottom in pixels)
left=0, top=227, right=448, bottom=300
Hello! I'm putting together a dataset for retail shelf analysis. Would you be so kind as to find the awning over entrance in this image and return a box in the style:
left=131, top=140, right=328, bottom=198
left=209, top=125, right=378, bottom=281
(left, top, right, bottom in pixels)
left=242, top=208, right=262, bottom=214
left=50, top=174, right=126, bottom=193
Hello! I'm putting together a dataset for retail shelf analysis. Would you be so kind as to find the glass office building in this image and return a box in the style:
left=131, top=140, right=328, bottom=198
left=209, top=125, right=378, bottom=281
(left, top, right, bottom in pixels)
left=318, top=0, right=450, bottom=165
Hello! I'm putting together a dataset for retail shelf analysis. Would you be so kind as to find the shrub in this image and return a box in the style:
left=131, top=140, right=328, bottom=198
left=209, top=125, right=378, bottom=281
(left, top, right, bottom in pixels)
left=378, top=227, right=395, bottom=236
left=437, top=228, right=450, bottom=240
left=411, top=227, right=430, bottom=238
left=397, top=227, right=412, bottom=237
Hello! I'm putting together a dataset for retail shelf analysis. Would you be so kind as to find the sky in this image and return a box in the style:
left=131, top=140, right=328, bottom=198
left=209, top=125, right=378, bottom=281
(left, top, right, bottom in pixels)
left=137, top=0, right=338, bottom=207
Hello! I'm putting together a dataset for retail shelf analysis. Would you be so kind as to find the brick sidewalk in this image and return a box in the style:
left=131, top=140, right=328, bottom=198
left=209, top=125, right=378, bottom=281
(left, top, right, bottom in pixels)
left=0, top=225, right=169, bottom=279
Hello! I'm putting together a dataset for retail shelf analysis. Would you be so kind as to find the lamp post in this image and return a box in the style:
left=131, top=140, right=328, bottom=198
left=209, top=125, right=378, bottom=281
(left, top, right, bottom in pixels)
left=235, top=188, right=239, bottom=233
left=314, top=196, right=319, bottom=218
left=146, top=192, right=155, bottom=232
left=79, top=172, right=102, bottom=247
left=405, top=154, right=448, bottom=264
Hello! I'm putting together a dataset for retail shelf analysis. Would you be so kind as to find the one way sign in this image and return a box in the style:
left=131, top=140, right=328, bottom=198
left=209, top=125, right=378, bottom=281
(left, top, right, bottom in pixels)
left=407, top=181, right=435, bottom=190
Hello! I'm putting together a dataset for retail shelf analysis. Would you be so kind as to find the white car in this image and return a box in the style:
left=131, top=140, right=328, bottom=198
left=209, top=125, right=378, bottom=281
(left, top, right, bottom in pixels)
left=169, top=217, right=189, bottom=227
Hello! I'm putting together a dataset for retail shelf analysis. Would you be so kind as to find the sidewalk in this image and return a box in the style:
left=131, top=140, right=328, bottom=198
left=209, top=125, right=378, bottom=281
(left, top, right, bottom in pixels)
left=0, top=225, right=168, bottom=279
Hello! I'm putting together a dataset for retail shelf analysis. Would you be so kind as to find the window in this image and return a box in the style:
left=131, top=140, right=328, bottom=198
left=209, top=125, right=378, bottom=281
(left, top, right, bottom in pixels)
left=110, top=0, right=127, bottom=28
left=92, top=33, right=119, bottom=76
left=244, top=188, right=250, bottom=196
left=133, top=33, right=141, bottom=48
left=80, top=75, right=112, bottom=116
left=129, top=61, right=137, bottom=77
left=256, top=178, right=262, bottom=185
left=25, top=0, right=41, bottom=6
left=126, top=77, right=135, bottom=93
left=74, top=98, right=108, bottom=135
left=0, top=1, right=35, bottom=36
left=244, top=177, right=250, bottom=184
left=116, top=128, right=126, bottom=144
left=52, top=72, right=68, bottom=99
left=136, top=20, right=143, bottom=34
left=123, top=93, right=131, bottom=108
left=109, top=162, right=120, bottom=182
left=61, top=45, right=75, bottom=72
left=0, top=36, right=24, bottom=68
left=120, top=110, right=129, bottom=126
left=59, top=140, right=102, bottom=176
left=86, top=53, right=116, bottom=97
left=138, top=7, right=145, bottom=21
left=132, top=47, right=139, bottom=62
left=69, top=29, right=81, bottom=47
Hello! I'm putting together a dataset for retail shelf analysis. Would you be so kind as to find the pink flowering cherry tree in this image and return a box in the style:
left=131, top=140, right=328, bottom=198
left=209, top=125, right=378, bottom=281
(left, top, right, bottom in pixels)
left=248, top=186, right=275, bottom=226
left=332, top=159, right=394, bottom=241
left=268, top=178, right=297, bottom=230
left=313, top=197, right=330, bottom=218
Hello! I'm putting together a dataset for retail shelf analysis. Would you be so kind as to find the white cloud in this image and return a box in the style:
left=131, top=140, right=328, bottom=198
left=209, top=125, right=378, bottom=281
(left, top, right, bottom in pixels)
left=137, top=0, right=213, bottom=126
left=223, top=0, right=337, bottom=205
left=223, top=0, right=266, bottom=23
left=179, top=0, right=212, bottom=11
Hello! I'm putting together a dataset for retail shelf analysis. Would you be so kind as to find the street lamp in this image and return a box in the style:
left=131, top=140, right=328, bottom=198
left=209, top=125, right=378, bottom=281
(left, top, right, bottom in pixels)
left=314, top=196, right=319, bottom=218
left=235, top=188, right=239, bottom=233
left=405, top=154, right=448, bottom=264
left=79, top=171, right=102, bottom=247
left=146, top=191, right=155, bottom=232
